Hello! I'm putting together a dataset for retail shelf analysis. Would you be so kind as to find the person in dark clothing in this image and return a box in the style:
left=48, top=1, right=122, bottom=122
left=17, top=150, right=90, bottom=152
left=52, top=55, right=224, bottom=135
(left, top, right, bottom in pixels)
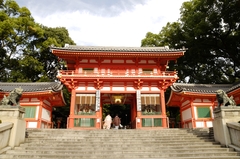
left=113, top=114, right=121, bottom=129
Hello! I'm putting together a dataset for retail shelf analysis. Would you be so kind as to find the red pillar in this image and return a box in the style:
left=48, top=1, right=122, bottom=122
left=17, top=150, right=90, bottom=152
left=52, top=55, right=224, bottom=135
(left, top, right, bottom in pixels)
left=160, top=89, right=167, bottom=128
left=95, top=91, right=102, bottom=129
left=68, top=88, right=76, bottom=128
left=135, top=90, right=141, bottom=129
left=37, top=100, right=43, bottom=128
left=132, top=94, right=137, bottom=129
left=190, top=99, right=196, bottom=128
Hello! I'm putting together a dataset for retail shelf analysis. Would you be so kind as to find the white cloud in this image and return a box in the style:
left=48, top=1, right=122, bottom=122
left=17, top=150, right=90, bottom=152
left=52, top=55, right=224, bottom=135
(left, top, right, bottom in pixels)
left=31, top=0, right=187, bottom=46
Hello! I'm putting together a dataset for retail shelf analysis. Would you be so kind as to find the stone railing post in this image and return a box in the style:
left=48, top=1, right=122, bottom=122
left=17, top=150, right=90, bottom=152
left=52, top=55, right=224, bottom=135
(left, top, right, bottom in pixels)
left=213, top=106, right=240, bottom=147
left=0, top=106, right=25, bottom=148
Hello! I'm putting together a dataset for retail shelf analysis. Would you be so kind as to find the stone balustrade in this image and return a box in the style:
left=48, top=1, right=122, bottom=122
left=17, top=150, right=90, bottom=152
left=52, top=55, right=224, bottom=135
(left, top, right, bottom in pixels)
left=227, top=122, right=240, bottom=151
left=0, top=122, right=13, bottom=153
left=0, top=106, right=26, bottom=154
left=213, top=106, right=240, bottom=151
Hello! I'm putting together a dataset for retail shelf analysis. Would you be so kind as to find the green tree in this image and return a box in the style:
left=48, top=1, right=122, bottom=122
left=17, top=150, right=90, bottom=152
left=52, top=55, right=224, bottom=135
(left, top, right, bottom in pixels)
left=0, top=0, right=75, bottom=82
left=0, top=0, right=45, bottom=82
left=0, top=0, right=75, bottom=121
left=23, top=26, right=75, bottom=82
left=142, top=0, right=240, bottom=84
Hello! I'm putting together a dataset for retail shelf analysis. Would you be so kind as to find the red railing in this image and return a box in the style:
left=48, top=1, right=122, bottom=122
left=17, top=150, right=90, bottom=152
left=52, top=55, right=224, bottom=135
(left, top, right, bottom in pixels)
left=58, top=70, right=177, bottom=78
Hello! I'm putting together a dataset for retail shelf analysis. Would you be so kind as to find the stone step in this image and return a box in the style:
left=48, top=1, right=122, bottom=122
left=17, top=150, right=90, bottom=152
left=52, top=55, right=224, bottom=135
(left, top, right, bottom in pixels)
left=27, top=133, right=195, bottom=136
left=20, top=141, right=221, bottom=147
left=1, top=157, right=240, bottom=159
left=7, top=147, right=235, bottom=154
left=23, top=136, right=212, bottom=141
left=15, top=144, right=223, bottom=150
left=2, top=156, right=240, bottom=159
left=26, top=129, right=192, bottom=134
left=26, top=136, right=213, bottom=140
left=1, top=151, right=240, bottom=159
left=23, top=139, right=218, bottom=145
left=24, top=139, right=215, bottom=143
left=27, top=133, right=196, bottom=136
left=2, top=128, right=239, bottom=159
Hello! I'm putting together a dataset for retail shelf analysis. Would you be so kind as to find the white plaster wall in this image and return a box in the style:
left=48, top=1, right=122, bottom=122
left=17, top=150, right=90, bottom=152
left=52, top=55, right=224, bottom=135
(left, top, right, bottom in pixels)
left=101, top=69, right=105, bottom=74
left=196, top=121, right=204, bottom=128
left=151, top=87, right=159, bottom=91
left=112, top=60, right=124, bottom=63
left=148, top=60, right=156, bottom=64
left=101, top=87, right=110, bottom=91
left=21, top=98, right=29, bottom=102
left=126, top=87, right=135, bottom=91
left=78, top=68, right=82, bottom=73
left=41, top=122, right=46, bottom=128
left=87, top=87, right=96, bottom=91
left=139, top=60, right=147, bottom=63
left=28, top=122, right=38, bottom=128
left=90, top=59, right=97, bottom=63
left=182, top=100, right=190, bottom=107
left=203, top=99, right=211, bottom=102
left=41, top=108, right=51, bottom=121
left=141, top=87, right=149, bottom=91
left=80, top=59, right=88, bottom=63
left=126, top=60, right=134, bottom=63
left=195, top=121, right=213, bottom=128
left=43, top=100, right=50, bottom=107
left=112, top=87, right=125, bottom=91
left=194, top=98, right=202, bottom=102
left=31, top=98, right=39, bottom=102
left=182, top=108, right=192, bottom=121
left=102, top=59, right=111, bottom=63
left=188, top=122, right=192, bottom=128
left=206, top=121, right=213, bottom=127
left=194, top=106, right=197, bottom=119
left=36, top=106, right=39, bottom=120
left=76, top=87, right=85, bottom=91
left=184, top=122, right=192, bottom=128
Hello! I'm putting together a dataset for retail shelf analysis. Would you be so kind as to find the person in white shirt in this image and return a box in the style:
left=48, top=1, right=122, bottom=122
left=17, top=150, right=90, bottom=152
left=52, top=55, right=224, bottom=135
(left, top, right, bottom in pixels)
left=103, top=114, right=112, bottom=129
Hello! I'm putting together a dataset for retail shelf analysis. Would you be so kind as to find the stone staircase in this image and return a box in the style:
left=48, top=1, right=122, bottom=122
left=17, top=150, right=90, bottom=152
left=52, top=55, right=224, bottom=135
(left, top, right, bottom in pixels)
left=1, top=128, right=240, bottom=159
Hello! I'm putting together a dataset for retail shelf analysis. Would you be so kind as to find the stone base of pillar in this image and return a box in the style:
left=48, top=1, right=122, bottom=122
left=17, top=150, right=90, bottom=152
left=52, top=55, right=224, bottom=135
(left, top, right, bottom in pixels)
left=0, top=105, right=26, bottom=148
left=213, top=106, right=240, bottom=147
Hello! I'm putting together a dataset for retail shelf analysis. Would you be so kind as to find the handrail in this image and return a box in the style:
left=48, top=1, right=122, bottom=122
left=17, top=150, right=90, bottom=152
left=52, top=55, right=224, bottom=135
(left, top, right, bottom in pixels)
left=58, top=70, right=177, bottom=78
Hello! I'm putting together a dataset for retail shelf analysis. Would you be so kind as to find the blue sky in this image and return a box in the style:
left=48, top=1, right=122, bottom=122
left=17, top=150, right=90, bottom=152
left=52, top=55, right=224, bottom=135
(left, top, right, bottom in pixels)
left=15, top=0, right=188, bottom=46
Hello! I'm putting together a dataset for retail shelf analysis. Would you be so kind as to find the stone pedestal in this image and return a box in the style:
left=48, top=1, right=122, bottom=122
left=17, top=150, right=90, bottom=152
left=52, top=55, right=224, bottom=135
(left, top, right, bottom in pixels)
left=0, top=106, right=26, bottom=147
left=213, top=106, right=240, bottom=147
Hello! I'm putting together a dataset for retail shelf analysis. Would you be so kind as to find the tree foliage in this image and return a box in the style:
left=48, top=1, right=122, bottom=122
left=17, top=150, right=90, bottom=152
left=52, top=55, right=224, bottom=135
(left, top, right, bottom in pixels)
left=0, top=0, right=75, bottom=120
left=141, top=0, right=240, bottom=84
left=0, top=0, right=75, bottom=82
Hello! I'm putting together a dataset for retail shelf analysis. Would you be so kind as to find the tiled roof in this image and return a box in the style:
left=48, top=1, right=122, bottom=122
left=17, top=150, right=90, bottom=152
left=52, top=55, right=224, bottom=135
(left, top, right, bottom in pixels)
left=51, top=45, right=187, bottom=53
left=170, top=83, right=233, bottom=94
left=0, top=82, right=63, bottom=92
left=227, top=81, right=240, bottom=92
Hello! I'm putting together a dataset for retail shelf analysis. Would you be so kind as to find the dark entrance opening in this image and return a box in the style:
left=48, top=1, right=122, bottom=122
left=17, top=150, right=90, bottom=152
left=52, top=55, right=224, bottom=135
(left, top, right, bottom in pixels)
left=103, top=103, right=131, bottom=128
left=167, top=106, right=181, bottom=128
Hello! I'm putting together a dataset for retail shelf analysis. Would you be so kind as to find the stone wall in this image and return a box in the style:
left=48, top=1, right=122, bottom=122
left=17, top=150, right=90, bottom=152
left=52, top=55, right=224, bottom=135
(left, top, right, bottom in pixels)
left=227, top=122, right=240, bottom=151
left=0, top=106, right=26, bottom=148
left=0, top=122, right=13, bottom=152
left=213, top=106, right=240, bottom=150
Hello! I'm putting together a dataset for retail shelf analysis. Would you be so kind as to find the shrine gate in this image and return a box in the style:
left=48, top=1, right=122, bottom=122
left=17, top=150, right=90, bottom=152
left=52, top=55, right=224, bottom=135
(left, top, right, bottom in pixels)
left=51, top=45, right=186, bottom=129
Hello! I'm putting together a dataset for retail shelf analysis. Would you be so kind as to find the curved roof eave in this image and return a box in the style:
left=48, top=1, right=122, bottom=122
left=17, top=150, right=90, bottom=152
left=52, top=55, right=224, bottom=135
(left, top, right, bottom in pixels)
left=50, top=45, right=187, bottom=53
left=170, top=83, right=233, bottom=94
left=0, top=82, right=63, bottom=93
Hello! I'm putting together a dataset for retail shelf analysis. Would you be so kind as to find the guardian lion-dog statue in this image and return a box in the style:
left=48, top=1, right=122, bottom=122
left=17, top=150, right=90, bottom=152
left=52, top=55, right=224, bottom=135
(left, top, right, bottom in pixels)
left=0, top=87, right=23, bottom=106
left=215, top=89, right=236, bottom=107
